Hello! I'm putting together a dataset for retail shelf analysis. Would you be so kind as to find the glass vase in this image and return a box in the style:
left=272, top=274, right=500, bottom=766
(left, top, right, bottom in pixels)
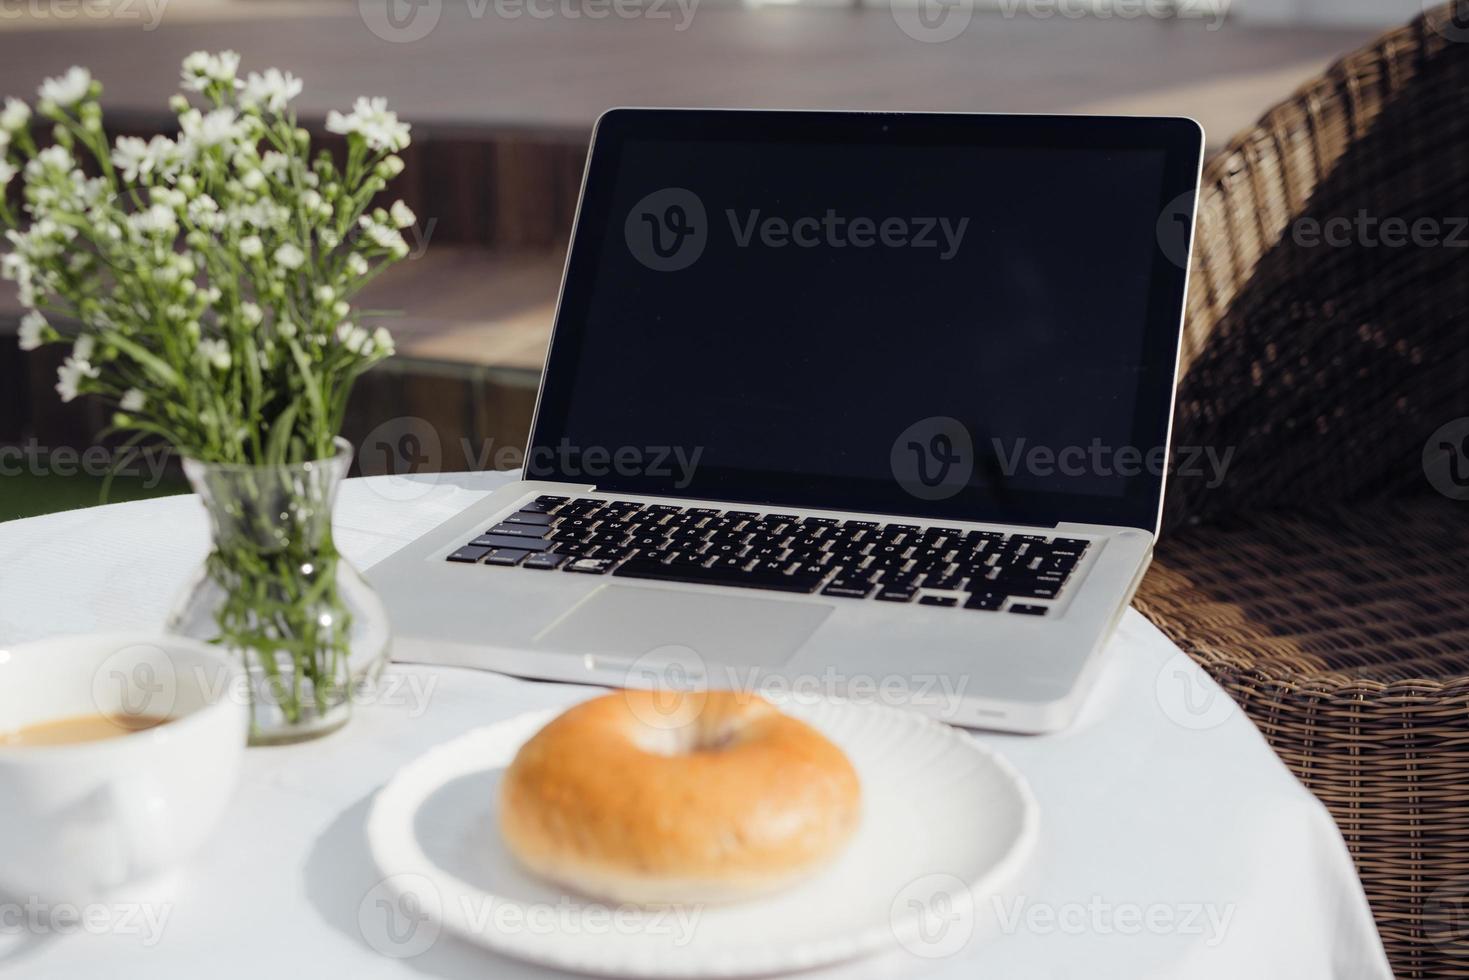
left=166, top=438, right=389, bottom=745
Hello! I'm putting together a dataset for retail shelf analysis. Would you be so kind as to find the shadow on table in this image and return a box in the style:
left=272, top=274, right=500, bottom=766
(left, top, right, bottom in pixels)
left=303, top=787, right=567, bottom=979
left=0, top=912, right=55, bottom=970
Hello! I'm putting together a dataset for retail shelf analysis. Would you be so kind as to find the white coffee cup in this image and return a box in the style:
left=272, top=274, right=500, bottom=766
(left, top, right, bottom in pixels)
left=0, top=633, right=247, bottom=904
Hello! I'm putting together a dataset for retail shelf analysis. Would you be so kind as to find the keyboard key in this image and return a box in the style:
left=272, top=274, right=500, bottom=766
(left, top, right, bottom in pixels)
left=1009, top=604, right=1049, bottom=616
left=964, top=592, right=1004, bottom=610
left=487, top=522, right=549, bottom=539
left=505, top=511, right=555, bottom=526
left=822, top=579, right=872, bottom=598
left=471, top=534, right=554, bottom=552
left=875, top=587, right=916, bottom=602
left=518, top=495, right=566, bottom=514
left=522, top=553, right=568, bottom=570
left=918, top=595, right=958, bottom=607
left=446, top=545, right=490, bottom=563
left=614, top=558, right=823, bottom=593
left=483, top=548, right=530, bottom=566
left=566, top=558, right=615, bottom=574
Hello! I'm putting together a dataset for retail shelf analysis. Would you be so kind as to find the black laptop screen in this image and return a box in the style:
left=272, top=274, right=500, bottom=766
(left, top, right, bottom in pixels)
left=528, top=110, right=1201, bottom=531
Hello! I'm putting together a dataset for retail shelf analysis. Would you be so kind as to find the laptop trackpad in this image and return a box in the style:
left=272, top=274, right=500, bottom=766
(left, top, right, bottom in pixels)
left=534, top=584, right=829, bottom=670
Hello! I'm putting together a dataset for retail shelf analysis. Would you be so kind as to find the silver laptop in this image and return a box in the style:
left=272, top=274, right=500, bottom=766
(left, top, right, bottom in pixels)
left=369, top=108, right=1204, bottom=733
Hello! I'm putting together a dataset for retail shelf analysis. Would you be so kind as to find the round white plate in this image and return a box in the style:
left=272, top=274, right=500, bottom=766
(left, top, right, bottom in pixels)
left=365, top=695, right=1037, bottom=977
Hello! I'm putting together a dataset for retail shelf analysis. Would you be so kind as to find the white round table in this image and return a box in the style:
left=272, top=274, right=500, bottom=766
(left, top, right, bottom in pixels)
left=0, top=472, right=1393, bottom=979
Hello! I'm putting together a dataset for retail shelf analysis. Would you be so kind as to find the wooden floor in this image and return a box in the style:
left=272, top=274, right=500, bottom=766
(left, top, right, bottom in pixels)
left=0, top=6, right=1373, bottom=138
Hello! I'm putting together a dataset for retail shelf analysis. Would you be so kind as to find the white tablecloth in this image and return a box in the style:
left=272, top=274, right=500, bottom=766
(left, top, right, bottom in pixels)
left=0, top=472, right=1392, bottom=979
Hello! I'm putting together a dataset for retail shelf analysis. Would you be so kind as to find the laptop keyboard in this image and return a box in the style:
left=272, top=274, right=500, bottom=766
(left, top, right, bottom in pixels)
left=445, top=496, right=1091, bottom=614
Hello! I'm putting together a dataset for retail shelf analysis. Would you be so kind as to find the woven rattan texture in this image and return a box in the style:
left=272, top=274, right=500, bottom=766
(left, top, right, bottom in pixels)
left=1135, top=5, right=1469, bottom=975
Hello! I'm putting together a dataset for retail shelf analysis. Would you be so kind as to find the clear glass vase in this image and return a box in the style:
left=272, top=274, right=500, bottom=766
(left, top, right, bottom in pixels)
left=166, top=438, right=390, bottom=745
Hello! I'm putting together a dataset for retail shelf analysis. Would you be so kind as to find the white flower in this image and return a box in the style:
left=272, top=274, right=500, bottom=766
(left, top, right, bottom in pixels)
left=38, top=67, right=92, bottom=108
left=358, top=216, right=408, bottom=256
left=55, top=354, right=99, bottom=402
left=335, top=321, right=371, bottom=354
left=240, top=302, right=263, bottom=327
left=0, top=97, right=30, bottom=133
left=277, top=318, right=297, bottom=339
left=259, top=151, right=288, bottom=178
left=152, top=187, right=186, bottom=212
left=72, top=333, right=95, bottom=361
left=314, top=285, right=335, bottom=303
left=379, top=155, right=404, bottom=178
left=119, top=388, right=146, bottom=412
left=0, top=159, right=14, bottom=189
left=389, top=201, right=416, bottom=229
left=179, top=107, right=244, bottom=152
left=129, top=204, right=178, bottom=237
left=197, top=337, right=231, bottom=370
left=27, top=144, right=73, bottom=177
left=345, top=253, right=368, bottom=277
left=326, top=96, right=411, bottom=153
left=239, top=68, right=302, bottom=114
left=241, top=169, right=265, bottom=191
left=17, top=310, right=46, bottom=350
left=273, top=243, right=305, bottom=270
left=180, top=51, right=240, bottom=93
left=187, top=195, right=224, bottom=231
left=112, top=135, right=183, bottom=183
left=372, top=326, right=395, bottom=355
left=239, top=236, right=262, bottom=258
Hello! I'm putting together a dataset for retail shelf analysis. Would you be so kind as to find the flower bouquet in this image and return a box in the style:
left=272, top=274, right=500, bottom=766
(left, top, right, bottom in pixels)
left=1, top=53, right=418, bottom=742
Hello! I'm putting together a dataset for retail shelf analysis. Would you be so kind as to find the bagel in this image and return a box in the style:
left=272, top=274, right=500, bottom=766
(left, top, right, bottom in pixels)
left=499, top=690, right=861, bottom=904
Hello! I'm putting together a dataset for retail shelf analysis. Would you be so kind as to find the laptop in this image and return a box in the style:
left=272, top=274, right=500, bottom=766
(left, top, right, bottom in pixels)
left=368, top=108, right=1204, bottom=733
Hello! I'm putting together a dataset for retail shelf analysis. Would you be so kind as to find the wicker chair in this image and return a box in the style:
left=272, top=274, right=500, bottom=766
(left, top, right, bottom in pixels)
left=1133, top=4, right=1469, bottom=976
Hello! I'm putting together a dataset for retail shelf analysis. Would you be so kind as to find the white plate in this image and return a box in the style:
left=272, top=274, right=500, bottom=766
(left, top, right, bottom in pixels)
left=365, top=695, right=1038, bottom=977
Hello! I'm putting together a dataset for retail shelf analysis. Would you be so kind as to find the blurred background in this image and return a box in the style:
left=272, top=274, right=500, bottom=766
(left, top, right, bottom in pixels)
left=0, top=0, right=1427, bottom=518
